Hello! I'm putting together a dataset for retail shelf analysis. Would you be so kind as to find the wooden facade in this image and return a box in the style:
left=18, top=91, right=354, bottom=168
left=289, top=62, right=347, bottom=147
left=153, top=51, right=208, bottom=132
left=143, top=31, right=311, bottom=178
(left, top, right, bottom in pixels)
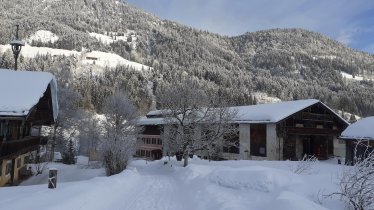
left=278, top=102, right=348, bottom=160
left=0, top=84, right=56, bottom=186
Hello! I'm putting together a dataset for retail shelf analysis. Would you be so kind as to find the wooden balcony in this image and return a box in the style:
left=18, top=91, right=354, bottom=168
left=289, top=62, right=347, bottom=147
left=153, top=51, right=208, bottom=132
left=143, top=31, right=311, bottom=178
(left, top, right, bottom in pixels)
left=137, top=135, right=162, bottom=150
left=286, top=127, right=341, bottom=136
left=0, top=136, right=48, bottom=159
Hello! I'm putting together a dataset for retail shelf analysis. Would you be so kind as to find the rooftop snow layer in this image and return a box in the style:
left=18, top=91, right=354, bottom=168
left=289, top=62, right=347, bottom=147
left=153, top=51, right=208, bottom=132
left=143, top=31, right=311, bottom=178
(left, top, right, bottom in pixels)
left=340, top=117, right=374, bottom=140
left=232, top=99, right=319, bottom=123
left=142, top=99, right=346, bottom=125
left=0, top=69, right=58, bottom=120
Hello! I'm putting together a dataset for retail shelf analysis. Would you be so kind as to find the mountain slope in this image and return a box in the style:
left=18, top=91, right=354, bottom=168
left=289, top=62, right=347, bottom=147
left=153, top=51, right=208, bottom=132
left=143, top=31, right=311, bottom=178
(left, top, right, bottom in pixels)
left=0, top=0, right=374, bottom=116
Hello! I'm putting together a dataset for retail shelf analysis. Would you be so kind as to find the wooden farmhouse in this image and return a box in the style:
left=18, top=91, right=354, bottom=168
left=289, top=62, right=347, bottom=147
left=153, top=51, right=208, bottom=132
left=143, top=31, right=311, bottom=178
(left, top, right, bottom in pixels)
left=0, top=69, right=58, bottom=186
left=137, top=99, right=349, bottom=161
left=340, top=117, right=374, bottom=164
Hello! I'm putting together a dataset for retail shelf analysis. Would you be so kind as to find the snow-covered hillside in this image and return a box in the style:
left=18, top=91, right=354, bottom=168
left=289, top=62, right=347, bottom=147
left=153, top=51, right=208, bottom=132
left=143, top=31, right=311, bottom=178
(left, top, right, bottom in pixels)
left=29, top=30, right=59, bottom=43
left=89, top=31, right=137, bottom=50
left=0, top=157, right=348, bottom=210
left=0, top=44, right=150, bottom=74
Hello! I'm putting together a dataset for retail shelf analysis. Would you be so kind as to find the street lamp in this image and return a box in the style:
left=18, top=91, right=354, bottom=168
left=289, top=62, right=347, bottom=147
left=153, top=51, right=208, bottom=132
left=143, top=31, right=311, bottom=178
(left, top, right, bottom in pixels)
left=10, top=25, right=25, bottom=71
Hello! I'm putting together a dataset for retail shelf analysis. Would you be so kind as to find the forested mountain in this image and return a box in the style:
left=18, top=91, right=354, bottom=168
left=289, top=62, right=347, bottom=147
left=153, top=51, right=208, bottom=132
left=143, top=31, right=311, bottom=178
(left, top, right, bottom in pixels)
left=1, top=0, right=374, bottom=116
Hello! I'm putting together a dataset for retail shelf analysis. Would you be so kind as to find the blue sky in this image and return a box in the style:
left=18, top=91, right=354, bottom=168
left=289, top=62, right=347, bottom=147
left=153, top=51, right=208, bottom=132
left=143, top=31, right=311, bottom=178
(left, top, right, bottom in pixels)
left=127, top=0, right=374, bottom=54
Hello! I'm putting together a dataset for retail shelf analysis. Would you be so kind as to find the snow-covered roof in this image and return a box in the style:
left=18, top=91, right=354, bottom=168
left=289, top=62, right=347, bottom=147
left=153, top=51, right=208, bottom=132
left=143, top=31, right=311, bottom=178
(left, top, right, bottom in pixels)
left=137, top=116, right=164, bottom=125
left=340, top=117, right=374, bottom=140
left=140, top=99, right=346, bottom=125
left=0, top=69, right=58, bottom=121
left=231, top=99, right=319, bottom=123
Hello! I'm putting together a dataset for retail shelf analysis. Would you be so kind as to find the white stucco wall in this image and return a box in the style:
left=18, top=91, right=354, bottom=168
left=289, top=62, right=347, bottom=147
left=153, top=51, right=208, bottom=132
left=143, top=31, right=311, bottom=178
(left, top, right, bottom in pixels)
left=239, top=124, right=250, bottom=160
left=266, top=123, right=281, bottom=160
left=239, top=123, right=281, bottom=160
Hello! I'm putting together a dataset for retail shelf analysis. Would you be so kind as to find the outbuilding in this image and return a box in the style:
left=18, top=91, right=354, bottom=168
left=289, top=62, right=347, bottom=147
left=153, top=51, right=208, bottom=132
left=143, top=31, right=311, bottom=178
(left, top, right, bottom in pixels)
left=340, top=117, right=374, bottom=164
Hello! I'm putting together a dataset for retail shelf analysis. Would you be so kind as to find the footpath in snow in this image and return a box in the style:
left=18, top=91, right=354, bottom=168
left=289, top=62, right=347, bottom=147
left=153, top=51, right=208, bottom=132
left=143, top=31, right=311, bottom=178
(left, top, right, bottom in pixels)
left=0, top=157, right=348, bottom=210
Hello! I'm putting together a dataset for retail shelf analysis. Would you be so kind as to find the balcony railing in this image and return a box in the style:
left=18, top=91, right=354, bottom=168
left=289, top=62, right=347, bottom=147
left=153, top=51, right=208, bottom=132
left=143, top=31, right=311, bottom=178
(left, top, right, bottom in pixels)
left=0, top=136, right=48, bottom=158
left=137, top=135, right=162, bottom=150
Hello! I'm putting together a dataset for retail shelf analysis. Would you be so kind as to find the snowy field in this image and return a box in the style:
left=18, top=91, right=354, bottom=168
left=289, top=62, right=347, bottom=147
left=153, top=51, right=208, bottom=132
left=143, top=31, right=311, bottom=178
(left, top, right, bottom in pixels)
left=0, top=157, right=349, bottom=210
left=20, top=156, right=105, bottom=186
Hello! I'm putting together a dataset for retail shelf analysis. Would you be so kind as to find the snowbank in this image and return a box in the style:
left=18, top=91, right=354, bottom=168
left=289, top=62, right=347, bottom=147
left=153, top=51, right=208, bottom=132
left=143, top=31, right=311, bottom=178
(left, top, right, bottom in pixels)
left=209, top=166, right=302, bottom=192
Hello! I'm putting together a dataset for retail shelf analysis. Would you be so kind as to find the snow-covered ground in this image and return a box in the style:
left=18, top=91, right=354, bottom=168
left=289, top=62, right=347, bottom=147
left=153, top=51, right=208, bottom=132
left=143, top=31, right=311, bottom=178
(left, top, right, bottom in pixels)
left=20, top=156, right=105, bottom=186
left=89, top=31, right=137, bottom=49
left=81, top=50, right=148, bottom=70
left=0, top=157, right=349, bottom=210
left=28, top=30, right=59, bottom=43
left=341, top=71, right=364, bottom=81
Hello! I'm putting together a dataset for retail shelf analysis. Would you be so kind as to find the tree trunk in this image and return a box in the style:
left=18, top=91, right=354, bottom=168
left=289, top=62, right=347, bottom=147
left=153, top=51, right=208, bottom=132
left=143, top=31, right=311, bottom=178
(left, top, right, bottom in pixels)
left=183, top=153, right=189, bottom=167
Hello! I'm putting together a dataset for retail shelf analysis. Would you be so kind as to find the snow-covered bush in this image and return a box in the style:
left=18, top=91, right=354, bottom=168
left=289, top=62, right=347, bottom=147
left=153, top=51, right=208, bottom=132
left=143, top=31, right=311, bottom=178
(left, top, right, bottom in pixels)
left=102, top=92, right=137, bottom=176
left=291, top=154, right=318, bottom=174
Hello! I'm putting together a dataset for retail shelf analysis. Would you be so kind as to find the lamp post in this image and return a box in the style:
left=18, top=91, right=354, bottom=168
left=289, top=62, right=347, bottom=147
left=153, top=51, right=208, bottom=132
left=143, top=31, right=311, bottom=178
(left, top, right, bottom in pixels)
left=10, top=25, right=25, bottom=71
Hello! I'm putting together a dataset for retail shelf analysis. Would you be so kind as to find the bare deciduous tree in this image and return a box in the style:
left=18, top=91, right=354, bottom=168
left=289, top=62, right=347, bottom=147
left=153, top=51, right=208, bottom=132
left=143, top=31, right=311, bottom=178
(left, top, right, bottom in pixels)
left=102, top=92, right=138, bottom=176
left=158, top=79, right=237, bottom=167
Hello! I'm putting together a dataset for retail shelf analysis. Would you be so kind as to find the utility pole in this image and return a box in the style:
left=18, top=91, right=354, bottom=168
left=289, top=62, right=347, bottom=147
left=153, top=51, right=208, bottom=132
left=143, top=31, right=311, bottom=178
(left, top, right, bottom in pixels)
left=10, top=25, right=25, bottom=71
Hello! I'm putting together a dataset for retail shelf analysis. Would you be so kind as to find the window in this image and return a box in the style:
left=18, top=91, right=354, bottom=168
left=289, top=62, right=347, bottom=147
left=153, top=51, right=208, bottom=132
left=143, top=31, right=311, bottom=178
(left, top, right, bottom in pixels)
left=250, top=124, right=267, bottom=157
left=30, top=126, right=41, bottom=137
left=5, top=161, right=11, bottom=175
left=157, top=139, right=162, bottom=145
left=17, top=158, right=21, bottom=168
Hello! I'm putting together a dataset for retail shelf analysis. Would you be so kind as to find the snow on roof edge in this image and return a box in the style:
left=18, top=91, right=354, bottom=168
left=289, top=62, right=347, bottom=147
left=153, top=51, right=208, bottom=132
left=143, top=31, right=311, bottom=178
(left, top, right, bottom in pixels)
left=140, top=99, right=347, bottom=125
left=340, top=117, right=374, bottom=140
left=0, top=69, right=59, bottom=122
